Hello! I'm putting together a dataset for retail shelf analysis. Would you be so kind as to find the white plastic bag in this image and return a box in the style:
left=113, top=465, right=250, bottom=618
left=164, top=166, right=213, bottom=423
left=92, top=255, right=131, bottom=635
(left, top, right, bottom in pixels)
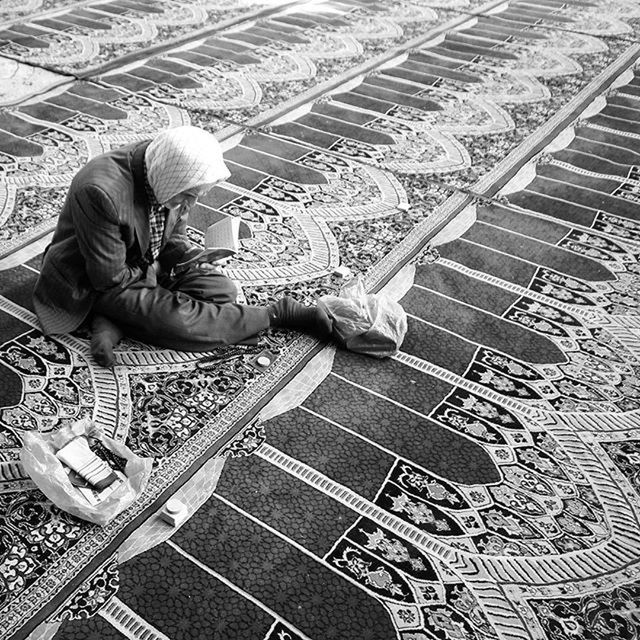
left=319, top=276, right=408, bottom=358
left=20, top=418, right=152, bottom=526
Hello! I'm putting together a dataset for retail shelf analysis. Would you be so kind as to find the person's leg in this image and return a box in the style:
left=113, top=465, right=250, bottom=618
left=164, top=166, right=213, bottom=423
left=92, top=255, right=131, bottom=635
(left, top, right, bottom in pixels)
left=161, top=268, right=238, bottom=305
left=92, top=269, right=332, bottom=364
left=94, top=276, right=270, bottom=352
left=161, top=268, right=332, bottom=337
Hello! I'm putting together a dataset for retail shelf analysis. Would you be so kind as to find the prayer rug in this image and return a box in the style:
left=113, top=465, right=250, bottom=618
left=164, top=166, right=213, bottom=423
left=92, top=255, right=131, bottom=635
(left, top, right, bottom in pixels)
left=2, top=1, right=640, bottom=639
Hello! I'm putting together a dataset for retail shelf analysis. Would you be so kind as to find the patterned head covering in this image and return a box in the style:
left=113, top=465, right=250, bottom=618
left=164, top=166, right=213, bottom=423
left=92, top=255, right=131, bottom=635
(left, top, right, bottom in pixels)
left=145, top=126, right=230, bottom=204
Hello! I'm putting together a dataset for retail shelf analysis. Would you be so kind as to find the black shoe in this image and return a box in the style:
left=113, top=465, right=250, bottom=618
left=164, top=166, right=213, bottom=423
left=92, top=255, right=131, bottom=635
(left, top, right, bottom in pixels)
left=268, top=297, right=332, bottom=337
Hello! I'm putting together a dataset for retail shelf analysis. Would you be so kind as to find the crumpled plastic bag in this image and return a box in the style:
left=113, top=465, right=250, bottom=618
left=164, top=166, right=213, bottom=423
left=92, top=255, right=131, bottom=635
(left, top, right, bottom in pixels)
left=20, top=418, right=152, bottom=526
left=319, top=276, right=408, bottom=358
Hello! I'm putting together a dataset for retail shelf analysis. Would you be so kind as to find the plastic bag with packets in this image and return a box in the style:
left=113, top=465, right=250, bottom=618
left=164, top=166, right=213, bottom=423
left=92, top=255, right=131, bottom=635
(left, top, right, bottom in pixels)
left=21, top=418, right=152, bottom=526
left=318, top=276, right=408, bottom=358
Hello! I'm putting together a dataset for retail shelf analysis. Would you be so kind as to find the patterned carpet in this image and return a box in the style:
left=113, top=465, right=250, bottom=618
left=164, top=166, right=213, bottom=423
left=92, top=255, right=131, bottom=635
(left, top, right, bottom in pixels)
left=1, top=1, right=640, bottom=639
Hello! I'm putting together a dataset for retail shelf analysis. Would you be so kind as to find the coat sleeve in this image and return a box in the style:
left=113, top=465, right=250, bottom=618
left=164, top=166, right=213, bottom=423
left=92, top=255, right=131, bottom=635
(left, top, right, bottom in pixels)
left=71, top=183, right=145, bottom=292
left=157, top=203, right=200, bottom=269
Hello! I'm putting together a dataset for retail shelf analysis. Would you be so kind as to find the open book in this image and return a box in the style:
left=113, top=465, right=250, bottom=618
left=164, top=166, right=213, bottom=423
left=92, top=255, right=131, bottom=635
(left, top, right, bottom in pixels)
left=177, top=216, right=240, bottom=268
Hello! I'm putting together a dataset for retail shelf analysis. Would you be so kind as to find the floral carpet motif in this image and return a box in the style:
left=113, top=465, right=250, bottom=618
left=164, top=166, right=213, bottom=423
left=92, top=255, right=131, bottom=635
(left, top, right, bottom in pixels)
left=2, top=1, right=640, bottom=639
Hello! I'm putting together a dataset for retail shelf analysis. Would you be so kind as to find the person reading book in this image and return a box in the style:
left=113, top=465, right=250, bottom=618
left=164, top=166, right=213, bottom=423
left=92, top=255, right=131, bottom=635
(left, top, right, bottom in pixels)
left=33, top=126, right=332, bottom=367
left=175, top=215, right=241, bottom=269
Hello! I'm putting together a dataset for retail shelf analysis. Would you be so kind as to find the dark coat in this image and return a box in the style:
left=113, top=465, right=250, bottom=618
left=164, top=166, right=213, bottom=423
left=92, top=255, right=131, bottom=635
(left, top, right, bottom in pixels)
left=34, top=140, right=196, bottom=334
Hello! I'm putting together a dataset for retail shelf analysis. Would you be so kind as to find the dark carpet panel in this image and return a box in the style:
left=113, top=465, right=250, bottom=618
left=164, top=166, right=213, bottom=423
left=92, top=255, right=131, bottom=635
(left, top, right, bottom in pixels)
left=55, top=13, right=111, bottom=30
left=46, top=93, right=128, bottom=120
left=350, top=84, right=441, bottom=111
left=27, top=254, right=43, bottom=270
left=506, top=190, right=599, bottom=228
left=202, top=37, right=256, bottom=54
left=270, top=122, right=340, bottom=149
left=116, top=544, right=273, bottom=640
left=0, top=30, right=48, bottom=49
left=185, top=204, right=227, bottom=232
left=269, top=15, right=318, bottom=29
left=224, top=163, right=275, bottom=192
left=360, top=74, right=432, bottom=97
left=31, top=18, right=75, bottom=32
left=524, top=179, right=637, bottom=220
left=263, top=406, right=394, bottom=500
left=97, top=72, right=156, bottom=92
left=302, top=374, right=500, bottom=485
left=476, top=204, right=572, bottom=244
left=413, top=261, right=521, bottom=315
left=535, top=163, right=625, bottom=194
left=437, top=39, right=517, bottom=60
left=0, top=265, right=37, bottom=312
left=0, top=131, right=43, bottom=157
left=239, top=132, right=311, bottom=161
left=332, top=349, right=457, bottom=421
left=53, top=613, right=128, bottom=640
left=224, top=146, right=326, bottom=185
left=311, top=101, right=382, bottom=125
left=260, top=18, right=308, bottom=35
left=0, top=111, right=47, bottom=137
left=409, top=52, right=471, bottom=71
left=172, top=496, right=396, bottom=640
left=437, top=238, right=538, bottom=287
left=603, top=94, right=640, bottom=114
left=428, top=44, right=478, bottom=63
left=550, top=148, right=633, bottom=178
left=198, top=185, right=245, bottom=210
left=216, top=454, right=360, bottom=553
left=589, top=113, right=640, bottom=134
left=463, top=222, right=614, bottom=282
left=146, top=57, right=207, bottom=77
left=249, top=26, right=308, bottom=44
left=573, top=126, right=640, bottom=162
left=401, top=287, right=564, bottom=365
left=469, top=20, right=547, bottom=40
left=398, top=315, right=479, bottom=374
left=126, top=67, right=203, bottom=90
left=284, top=112, right=394, bottom=145
left=379, top=67, right=440, bottom=88
left=403, top=58, right=482, bottom=85
left=0, top=311, right=31, bottom=406
left=187, top=45, right=260, bottom=66
left=78, top=8, right=123, bottom=23
left=68, top=82, right=124, bottom=103
left=114, top=0, right=165, bottom=14
left=508, top=5, right=575, bottom=21
left=444, top=31, right=504, bottom=48
left=222, top=31, right=273, bottom=48
left=619, top=83, right=640, bottom=98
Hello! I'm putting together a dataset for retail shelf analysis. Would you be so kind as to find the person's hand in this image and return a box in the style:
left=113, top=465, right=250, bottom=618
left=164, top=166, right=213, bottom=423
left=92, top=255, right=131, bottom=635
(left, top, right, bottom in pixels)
left=196, top=261, right=225, bottom=275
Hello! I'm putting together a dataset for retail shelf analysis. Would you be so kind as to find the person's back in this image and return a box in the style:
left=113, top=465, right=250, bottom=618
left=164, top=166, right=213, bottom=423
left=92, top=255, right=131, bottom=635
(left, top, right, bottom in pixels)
left=34, top=141, right=146, bottom=336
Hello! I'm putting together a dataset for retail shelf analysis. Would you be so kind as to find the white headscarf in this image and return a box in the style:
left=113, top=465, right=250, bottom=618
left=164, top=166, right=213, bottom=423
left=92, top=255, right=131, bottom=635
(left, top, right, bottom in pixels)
left=145, top=126, right=231, bottom=204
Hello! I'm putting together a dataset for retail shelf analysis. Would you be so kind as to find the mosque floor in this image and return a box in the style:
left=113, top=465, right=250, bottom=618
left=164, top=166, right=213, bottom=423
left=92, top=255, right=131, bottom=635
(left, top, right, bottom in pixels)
left=1, top=1, right=640, bottom=639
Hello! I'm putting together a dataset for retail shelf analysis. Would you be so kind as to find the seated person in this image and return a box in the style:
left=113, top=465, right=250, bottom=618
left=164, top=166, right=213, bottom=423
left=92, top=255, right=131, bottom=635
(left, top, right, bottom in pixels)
left=33, top=126, right=331, bottom=367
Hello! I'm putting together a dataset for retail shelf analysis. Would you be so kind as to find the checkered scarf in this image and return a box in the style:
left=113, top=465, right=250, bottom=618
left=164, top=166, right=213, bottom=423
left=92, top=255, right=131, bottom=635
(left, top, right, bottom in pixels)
left=144, top=166, right=166, bottom=263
